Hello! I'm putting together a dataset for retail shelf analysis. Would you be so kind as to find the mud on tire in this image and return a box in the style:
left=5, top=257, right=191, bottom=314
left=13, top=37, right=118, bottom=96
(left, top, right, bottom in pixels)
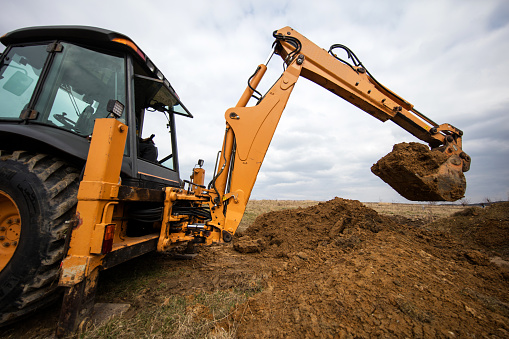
left=0, top=150, right=79, bottom=325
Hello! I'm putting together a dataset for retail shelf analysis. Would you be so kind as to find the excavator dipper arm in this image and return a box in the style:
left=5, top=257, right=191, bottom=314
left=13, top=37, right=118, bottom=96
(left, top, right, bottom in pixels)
left=208, top=27, right=470, bottom=239
left=273, top=27, right=466, bottom=152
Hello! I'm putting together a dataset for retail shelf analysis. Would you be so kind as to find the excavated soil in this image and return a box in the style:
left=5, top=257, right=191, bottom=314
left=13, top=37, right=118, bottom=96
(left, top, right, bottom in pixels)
left=371, top=142, right=466, bottom=201
left=230, top=199, right=509, bottom=338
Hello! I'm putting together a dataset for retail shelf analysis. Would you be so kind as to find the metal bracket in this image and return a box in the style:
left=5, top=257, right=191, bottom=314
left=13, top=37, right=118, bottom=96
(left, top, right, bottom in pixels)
left=19, top=109, right=38, bottom=120
left=47, top=42, right=63, bottom=53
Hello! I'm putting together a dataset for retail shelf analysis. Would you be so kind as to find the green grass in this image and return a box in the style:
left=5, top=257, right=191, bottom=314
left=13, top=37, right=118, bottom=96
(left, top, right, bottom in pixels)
left=81, top=289, right=258, bottom=339
left=95, top=253, right=180, bottom=302
left=81, top=251, right=265, bottom=339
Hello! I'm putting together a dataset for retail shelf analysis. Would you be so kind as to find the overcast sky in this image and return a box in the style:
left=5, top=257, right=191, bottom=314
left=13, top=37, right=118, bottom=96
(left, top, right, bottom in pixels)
left=2, top=0, right=508, bottom=203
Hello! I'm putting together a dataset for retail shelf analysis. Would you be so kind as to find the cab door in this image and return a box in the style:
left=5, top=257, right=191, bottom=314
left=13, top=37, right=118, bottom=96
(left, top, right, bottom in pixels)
left=131, top=74, right=183, bottom=189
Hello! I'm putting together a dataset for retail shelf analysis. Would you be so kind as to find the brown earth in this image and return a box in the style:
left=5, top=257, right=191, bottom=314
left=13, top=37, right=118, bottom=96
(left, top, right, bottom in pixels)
left=371, top=142, right=466, bottom=201
left=1, top=199, right=508, bottom=338
left=230, top=198, right=509, bottom=338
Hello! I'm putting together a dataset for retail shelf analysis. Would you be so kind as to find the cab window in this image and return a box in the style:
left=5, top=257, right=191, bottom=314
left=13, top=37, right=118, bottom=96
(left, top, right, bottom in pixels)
left=33, top=42, right=126, bottom=136
left=0, top=44, right=47, bottom=119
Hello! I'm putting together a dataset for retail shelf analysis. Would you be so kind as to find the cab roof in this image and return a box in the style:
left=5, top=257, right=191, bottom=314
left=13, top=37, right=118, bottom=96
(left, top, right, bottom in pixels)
left=1, top=25, right=193, bottom=118
left=1, top=25, right=149, bottom=64
left=1, top=25, right=134, bottom=50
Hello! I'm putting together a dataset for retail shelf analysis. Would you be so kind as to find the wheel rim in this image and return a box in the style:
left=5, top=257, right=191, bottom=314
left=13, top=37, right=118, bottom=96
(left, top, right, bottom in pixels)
left=0, top=190, right=21, bottom=271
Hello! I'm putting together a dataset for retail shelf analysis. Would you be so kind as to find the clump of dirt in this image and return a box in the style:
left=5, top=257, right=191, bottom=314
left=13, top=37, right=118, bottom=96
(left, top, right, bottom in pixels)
left=231, top=198, right=509, bottom=338
left=371, top=142, right=466, bottom=201
left=375, top=142, right=449, bottom=176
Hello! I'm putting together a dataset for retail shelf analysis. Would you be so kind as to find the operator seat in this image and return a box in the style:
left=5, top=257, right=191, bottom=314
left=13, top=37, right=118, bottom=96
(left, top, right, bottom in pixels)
left=74, top=105, right=95, bottom=135
left=139, top=134, right=158, bottom=162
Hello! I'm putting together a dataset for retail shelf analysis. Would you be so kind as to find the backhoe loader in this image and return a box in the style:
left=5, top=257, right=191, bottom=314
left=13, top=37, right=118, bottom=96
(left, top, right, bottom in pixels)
left=0, top=26, right=470, bottom=335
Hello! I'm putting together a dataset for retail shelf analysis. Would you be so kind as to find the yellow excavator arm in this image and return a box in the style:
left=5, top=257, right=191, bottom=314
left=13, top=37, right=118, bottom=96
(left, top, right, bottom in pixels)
left=207, top=27, right=470, bottom=239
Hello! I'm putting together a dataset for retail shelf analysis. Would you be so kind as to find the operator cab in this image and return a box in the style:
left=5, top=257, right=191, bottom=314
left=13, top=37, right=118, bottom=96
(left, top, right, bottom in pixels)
left=0, top=26, right=192, bottom=189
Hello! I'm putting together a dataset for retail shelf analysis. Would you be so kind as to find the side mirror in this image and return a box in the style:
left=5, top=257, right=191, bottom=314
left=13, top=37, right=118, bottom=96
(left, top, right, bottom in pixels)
left=3, top=71, right=33, bottom=96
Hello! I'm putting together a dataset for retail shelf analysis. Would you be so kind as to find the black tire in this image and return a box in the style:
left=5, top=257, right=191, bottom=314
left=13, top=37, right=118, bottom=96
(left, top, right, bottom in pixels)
left=0, top=150, right=79, bottom=325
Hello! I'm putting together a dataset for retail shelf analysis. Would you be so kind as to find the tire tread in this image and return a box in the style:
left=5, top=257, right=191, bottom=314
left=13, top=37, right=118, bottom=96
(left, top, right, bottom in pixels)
left=0, top=150, right=80, bottom=325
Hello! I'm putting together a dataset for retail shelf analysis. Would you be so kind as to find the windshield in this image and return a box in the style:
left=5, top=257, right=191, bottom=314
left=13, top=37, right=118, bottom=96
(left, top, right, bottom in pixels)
left=0, top=45, right=47, bottom=119
left=33, top=42, right=126, bottom=136
left=134, top=74, right=189, bottom=117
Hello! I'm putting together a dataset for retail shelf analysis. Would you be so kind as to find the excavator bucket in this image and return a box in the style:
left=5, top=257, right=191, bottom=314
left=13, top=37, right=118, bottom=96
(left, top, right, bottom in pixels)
left=371, top=142, right=466, bottom=201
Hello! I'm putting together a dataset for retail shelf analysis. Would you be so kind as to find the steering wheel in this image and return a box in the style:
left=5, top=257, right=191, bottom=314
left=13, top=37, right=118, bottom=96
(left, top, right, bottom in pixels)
left=54, top=113, right=76, bottom=129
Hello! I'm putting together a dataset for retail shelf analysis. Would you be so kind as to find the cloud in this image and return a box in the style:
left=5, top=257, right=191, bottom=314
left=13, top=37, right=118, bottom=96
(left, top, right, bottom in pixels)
left=1, top=0, right=507, bottom=203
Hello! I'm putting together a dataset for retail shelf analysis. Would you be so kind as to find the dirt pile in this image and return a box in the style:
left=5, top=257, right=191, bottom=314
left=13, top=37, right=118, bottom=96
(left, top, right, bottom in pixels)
left=235, top=198, right=397, bottom=256
left=232, top=198, right=509, bottom=338
left=371, top=142, right=466, bottom=201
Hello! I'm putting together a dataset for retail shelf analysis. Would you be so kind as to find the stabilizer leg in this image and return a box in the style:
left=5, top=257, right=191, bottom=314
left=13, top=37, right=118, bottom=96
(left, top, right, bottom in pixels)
left=56, top=268, right=99, bottom=337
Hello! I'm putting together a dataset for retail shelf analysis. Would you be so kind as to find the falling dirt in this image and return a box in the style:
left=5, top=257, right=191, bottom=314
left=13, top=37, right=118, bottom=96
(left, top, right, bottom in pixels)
left=1, top=200, right=508, bottom=338
left=371, top=142, right=467, bottom=201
